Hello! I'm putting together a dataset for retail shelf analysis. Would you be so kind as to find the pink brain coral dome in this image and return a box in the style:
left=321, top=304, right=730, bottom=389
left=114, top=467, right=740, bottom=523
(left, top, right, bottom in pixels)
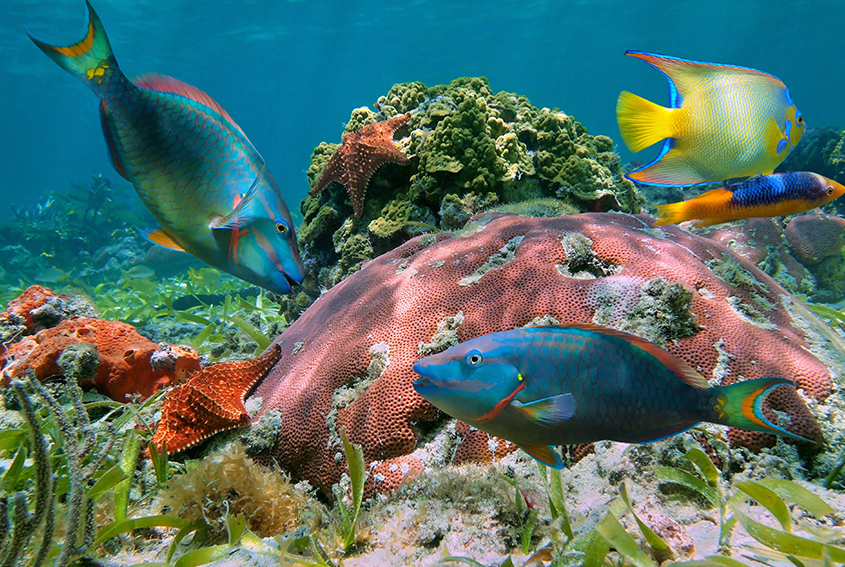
left=252, top=212, right=837, bottom=495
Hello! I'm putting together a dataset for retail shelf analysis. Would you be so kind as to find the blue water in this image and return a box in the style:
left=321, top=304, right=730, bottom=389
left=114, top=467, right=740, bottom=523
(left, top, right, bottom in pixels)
left=2, top=0, right=845, bottom=219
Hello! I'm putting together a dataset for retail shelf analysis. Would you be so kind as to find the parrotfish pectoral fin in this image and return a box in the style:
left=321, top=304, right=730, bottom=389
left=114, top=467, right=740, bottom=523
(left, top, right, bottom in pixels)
left=99, top=100, right=129, bottom=180
left=210, top=175, right=264, bottom=231
left=712, top=377, right=819, bottom=444
left=26, top=0, right=117, bottom=90
left=517, top=444, right=564, bottom=469
left=616, top=91, right=675, bottom=153
left=142, top=228, right=186, bottom=252
left=512, top=393, right=576, bottom=426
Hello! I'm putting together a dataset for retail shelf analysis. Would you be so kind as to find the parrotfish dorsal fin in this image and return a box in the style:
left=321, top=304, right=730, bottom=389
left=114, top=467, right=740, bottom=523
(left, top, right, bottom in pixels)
left=142, top=228, right=186, bottom=252
left=625, top=51, right=785, bottom=109
left=134, top=73, right=249, bottom=142
left=516, top=444, right=564, bottom=469
left=99, top=100, right=128, bottom=180
left=512, top=393, right=577, bottom=426
left=209, top=173, right=265, bottom=230
left=559, top=323, right=710, bottom=389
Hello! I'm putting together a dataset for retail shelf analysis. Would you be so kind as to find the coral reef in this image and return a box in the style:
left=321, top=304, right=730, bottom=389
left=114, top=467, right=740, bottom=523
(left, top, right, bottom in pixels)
left=0, top=285, right=97, bottom=343
left=298, top=77, right=644, bottom=296
left=251, top=212, right=842, bottom=497
left=149, top=345, right=282, bottom=455
left=1, top=317, right=200, bottom=402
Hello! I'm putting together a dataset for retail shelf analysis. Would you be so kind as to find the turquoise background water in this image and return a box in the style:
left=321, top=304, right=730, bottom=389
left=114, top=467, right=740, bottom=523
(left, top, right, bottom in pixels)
left=2, top=0, right=844, bottom=219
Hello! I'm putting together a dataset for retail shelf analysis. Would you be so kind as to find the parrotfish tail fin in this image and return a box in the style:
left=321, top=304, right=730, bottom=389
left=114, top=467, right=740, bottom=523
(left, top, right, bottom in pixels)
left=616, top=91, right=673, bottom=153
left=26, top=1, right=121, bottom=96
left=711, top=377, right=818, bottom=444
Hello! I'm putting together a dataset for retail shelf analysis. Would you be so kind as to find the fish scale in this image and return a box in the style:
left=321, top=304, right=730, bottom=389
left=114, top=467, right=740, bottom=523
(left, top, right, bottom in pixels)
left=27, top=1, right=304, bottom=294
left=413, top=324, right=814, bottom=468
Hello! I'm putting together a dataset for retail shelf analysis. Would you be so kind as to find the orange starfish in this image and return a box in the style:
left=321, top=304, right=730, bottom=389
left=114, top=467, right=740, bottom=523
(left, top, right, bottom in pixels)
left=149, top=345, right=282, bottom=455
left=310, top=112, right=412, bottom=217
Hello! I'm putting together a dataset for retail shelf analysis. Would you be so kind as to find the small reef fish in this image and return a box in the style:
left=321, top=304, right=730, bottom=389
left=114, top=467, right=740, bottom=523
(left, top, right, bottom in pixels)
left=27, top=1, right=304, bottom=294
left=617, top=50, right=805, bottom=186
left=413, top=324, right=814, bottom=468
left=655, top=171, right=845, bottom=227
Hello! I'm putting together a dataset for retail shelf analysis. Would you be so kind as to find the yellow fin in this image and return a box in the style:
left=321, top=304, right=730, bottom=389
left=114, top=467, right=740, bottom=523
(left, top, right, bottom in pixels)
left=654, top=201, right=691, bottom=225
left=765, top=117, right=789, bottom=159
left=616, top=91, right=674, bottom=152
left=143, top=228, right=185, bottom=252
left=517, top=444, right=564, bottom=469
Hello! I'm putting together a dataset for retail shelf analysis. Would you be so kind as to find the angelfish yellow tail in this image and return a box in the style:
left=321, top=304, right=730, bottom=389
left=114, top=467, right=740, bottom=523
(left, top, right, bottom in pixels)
left=616, top=91, right=674, bottom=152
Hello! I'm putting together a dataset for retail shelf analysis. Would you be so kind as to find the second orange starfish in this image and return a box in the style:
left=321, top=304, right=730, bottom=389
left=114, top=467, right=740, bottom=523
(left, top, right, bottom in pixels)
left=149, top=345, right=282, bottom=455
left=310, top=112, right=412, bottom=217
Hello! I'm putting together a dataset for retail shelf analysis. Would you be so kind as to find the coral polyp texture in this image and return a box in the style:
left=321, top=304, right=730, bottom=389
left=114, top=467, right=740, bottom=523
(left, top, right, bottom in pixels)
left=298, top=77, right=644, bottom=294
left=252, top=212, right=842, bottom=496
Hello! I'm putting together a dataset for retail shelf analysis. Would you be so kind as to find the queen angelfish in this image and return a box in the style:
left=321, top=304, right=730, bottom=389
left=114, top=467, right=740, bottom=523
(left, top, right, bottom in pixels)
left=27, top=1, right=305, bottom=294
left=617, top=51, right=805, bottom=186
left=413, top=324, right=816, bottom=469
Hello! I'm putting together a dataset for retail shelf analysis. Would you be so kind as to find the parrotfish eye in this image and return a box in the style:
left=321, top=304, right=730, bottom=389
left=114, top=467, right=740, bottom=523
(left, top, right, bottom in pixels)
left=465, top=350, right=484, bottom=366
left=274, top=222, right=289, bottom=236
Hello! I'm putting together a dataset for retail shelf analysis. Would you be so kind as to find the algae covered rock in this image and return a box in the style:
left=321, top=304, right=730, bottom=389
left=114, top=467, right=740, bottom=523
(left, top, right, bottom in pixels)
left=298, top=76, right=644, bottom=294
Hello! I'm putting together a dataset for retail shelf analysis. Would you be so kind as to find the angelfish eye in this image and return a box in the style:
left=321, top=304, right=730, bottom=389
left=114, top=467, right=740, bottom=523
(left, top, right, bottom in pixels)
left=796, top=114, right=804, bottom=124
left=465, top=351, right=483, bottom=366
left=274, top=222, right=289, bottom=235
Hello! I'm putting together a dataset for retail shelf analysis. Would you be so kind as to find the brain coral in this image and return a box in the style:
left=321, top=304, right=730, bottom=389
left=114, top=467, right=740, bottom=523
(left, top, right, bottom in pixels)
left=252, top=213, right=842, bottom=496
left=295, top=77, right=643, bottom=304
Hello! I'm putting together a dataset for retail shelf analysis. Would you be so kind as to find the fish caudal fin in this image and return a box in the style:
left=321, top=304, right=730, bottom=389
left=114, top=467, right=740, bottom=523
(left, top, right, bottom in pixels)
left=711, top=378, right=818, bottom=444
left=654, top=201, right=692, bottom=226
left=26, top=1, right=118, bottom=94
left=616, top=91, right=674, bottom=153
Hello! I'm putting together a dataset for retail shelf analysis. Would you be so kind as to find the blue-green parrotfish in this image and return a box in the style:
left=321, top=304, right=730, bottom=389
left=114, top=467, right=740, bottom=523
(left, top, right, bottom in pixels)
left=617, top=50, right=805, bottom=187
left=27, top=1, right=305, bottom=294
left=413, top=324, right=815, bottom=468
left=656, top=171, right=845, bottom=227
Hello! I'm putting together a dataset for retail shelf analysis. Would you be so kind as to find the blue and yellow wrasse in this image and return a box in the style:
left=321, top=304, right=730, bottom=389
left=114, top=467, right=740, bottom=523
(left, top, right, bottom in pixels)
left=413, top=324, right=815, bottom=469
left=617, top=51, right=805, bottom=186
left=27, top=1, right=304, bottom=294
left=656, top=171, right=845, bottom=227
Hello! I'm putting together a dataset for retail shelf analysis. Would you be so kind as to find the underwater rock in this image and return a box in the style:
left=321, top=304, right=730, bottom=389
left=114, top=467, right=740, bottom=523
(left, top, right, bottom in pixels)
left=784, top=212, right=845, bottom=265
left=251, top=212, right=843, bottom=497
left=0, top=316, right=200, bottom=402
left=298, top=76, right=644, bottom=296
left=694, top=219, right=815, bottom=298
left=0, top=285, right=97, bottom=342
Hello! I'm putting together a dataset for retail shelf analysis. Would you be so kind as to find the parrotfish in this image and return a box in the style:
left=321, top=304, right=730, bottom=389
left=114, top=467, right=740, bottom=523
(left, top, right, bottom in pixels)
left=27, top=1, right=304, bottom=294
left=656, top=171, right=845, bottom=227
left=413, top=324, right=814, bottom=469
left=617, top=50, right=805, bottom=186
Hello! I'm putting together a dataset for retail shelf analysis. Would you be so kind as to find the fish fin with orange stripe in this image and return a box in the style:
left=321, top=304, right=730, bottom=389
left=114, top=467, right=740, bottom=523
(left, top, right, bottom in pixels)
left=710, top=377, right=818, bottom=444
left=655, top=187, right=736, bottom=226
left=26, top=1, right=120, bottom=94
